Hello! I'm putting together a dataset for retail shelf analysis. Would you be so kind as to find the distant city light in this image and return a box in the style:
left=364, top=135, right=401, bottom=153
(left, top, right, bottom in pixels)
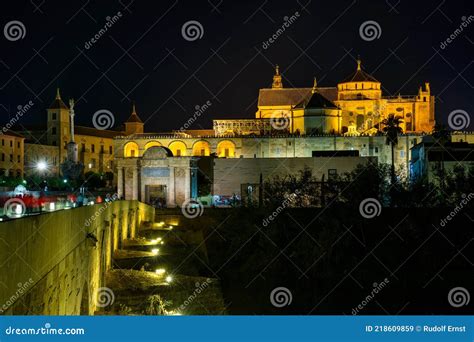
left=63, top=179, right=68, bottom=183
left=166, top=275, right=173, bottom=283
left=151, top=248, right=159, bottom=255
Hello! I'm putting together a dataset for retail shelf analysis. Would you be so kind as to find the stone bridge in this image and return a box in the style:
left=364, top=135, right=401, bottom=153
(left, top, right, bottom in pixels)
left=0, top=201, right=225, bottom=315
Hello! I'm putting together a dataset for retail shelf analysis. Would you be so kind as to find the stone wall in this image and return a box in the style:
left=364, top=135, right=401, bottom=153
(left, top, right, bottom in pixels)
left=114, top=134, right=428, bottom=177
left=212, top=156, right=377, bottom=197
left=0, top=200, right=154, bottom=315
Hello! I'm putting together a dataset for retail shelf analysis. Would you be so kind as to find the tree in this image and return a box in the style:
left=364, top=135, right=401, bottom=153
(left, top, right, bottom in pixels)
left=381, top=114, right=403, bottom=186
left=431, top=123, right=451, bottom=191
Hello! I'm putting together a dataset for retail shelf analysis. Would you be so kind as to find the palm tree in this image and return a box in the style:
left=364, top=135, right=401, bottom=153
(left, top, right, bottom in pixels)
left=381, top=114, right=403, bottom=185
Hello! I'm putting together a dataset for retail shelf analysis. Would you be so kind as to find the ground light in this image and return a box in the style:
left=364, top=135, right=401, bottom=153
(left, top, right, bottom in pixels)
left=155, top=268, right=166, bottom=275
left=151, top=248, right=159, bottom=255
left=165, top=275, right=173, bottom=283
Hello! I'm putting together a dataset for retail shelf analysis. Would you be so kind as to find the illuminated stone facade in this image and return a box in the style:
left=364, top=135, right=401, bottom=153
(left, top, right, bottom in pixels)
left=115, top=146, right=197, bottom=206
left=217, top=59, right=435, bottom=136
left=0, top=131, right=24, bottom=178
left=20, top=90, right=144, bottom=176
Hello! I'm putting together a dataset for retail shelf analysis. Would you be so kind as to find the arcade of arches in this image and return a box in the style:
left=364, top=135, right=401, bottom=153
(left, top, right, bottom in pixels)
left=121, top=139, right=236, bottom=158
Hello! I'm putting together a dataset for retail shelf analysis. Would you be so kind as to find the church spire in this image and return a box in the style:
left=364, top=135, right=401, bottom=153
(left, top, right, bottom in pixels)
left=357, top=56, right=362, bottom=71
left=272, top=65, right=283, bottom=89
left=126, top=102, right=143, bottom=123
left=312, top=77, right=318, bottom=93
left=49, top=88, right=68, bottom=109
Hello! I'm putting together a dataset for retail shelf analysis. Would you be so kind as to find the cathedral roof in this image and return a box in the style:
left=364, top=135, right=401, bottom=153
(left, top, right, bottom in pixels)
left=341, top=58, right=379, bottom=83
left=1, top=129, right=24, bottom=138
left=258, top=87, right=337, bottom=107
left=304, top=91, right=338, bottom=109
left=49, top=88, right=68, bottom=110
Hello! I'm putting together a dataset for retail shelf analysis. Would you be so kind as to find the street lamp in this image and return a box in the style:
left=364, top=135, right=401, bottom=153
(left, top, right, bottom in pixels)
left=36, top=161, right=47, bottom=172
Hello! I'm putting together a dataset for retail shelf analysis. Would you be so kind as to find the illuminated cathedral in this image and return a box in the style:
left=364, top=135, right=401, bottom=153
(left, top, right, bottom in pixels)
left=214, top=59, right=435, bottom=136
left=112, top=59, right=441, bottom=205
left=8, top=59, right=462, bottom=207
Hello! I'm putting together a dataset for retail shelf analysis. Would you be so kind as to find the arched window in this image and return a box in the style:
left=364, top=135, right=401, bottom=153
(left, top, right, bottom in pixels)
left=168, top=141, right=187, bottom=156
left=217, top=140, right=236, bottom=158
left=124, top=142, right=139, bottom=157
left=144, top=141, right=162, bottom=152
left=192, top=141, right=211, bottom=156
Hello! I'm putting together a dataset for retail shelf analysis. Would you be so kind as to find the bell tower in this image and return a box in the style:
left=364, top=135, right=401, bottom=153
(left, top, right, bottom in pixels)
left=272, top=65, right=283, bottom=89
left=125, top=103, right=144, bottom=135
left=47, top=88, right=70, bottom=162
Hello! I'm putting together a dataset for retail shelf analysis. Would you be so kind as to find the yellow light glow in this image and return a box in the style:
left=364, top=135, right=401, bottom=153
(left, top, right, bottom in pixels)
left=151, top=248, right=159, bottom=255
left=155, top=268, right=166, bottom=275
left=166, top=275, right=173, bottom=283
left=160, top=241, right=164, bottom=245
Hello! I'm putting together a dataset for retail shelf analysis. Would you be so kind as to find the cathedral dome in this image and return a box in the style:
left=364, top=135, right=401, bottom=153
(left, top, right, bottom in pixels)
left=339, top=58, right=379, bottom=84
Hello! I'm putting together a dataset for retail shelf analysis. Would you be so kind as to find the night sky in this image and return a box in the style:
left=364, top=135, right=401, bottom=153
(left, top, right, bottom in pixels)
left=1, top=0, right=473, bottom=133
